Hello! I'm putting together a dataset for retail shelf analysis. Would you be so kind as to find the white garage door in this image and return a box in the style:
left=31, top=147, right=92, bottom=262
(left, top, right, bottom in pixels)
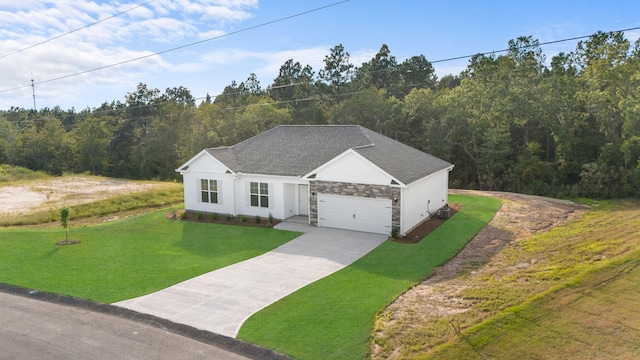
left=318, top=194, right=392, bottom=234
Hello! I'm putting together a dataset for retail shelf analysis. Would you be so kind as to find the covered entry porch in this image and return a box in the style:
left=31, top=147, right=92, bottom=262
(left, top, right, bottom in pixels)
left=282, top=183, right=310, bottom=222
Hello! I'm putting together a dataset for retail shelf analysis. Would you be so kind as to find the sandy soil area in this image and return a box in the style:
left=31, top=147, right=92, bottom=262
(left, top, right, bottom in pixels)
left=0, top=177, right=153, bottom=215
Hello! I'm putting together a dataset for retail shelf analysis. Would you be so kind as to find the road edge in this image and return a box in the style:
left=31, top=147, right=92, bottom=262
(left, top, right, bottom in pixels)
left=0, top=283, right=291, bottom=360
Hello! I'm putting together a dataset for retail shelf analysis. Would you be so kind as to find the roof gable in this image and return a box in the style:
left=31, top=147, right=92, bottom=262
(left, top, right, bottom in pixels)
left=175, top=149, right=233, bottom=174
left=354, top=128, right=454, bottom=184
left=309, top=149, right=398, bottom=185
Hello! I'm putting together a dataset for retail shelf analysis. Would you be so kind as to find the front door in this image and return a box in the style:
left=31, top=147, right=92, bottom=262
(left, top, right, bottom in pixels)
left=298, top=185, right=309, bottom=215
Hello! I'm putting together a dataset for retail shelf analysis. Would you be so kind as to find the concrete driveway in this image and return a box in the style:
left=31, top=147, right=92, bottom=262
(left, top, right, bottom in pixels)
left=114, top=223, right=387, bottom=338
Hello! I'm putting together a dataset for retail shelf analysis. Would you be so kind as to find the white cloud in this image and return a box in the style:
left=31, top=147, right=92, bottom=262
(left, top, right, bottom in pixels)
left=197, top=29, right=227, bottom=41
left=0, top=0, right=265, bottom=109
left=200, top=5, right=254, bottom=21
left=0, top=0, right=43, bottom=11
left=128, top=17, right=197, bottom=43
left=434, top=63, right=468, bottom=78
left=349, top=48, right=377, bottom=67
left=152, top=0, right=257, bottom=22
left=188, top=46, right=334, bottom=78
left=625, top=29, right=640, bottom=43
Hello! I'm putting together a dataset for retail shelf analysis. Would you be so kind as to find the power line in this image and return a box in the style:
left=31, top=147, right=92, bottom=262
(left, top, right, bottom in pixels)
left=430, top=25, right=640, bottom=64
left=2, top=23, right=637, bottom=114
left=0, top=0, right=156, bottom=60
left=0, top=0, right=350, bottom=94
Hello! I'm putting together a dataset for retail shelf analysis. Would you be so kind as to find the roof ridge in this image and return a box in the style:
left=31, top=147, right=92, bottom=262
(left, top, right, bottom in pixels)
left=235, top=125, right=283, bottom=147
left=206, top=147, right=239, bottom=171
left=355, top=125, right=376, bottom=147
left=362, top=127, right=426, bottom=154
left=276, top=124, right=359, bottom=128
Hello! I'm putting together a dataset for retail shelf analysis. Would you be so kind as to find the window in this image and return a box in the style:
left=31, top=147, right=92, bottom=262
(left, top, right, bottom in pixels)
left=250, top=181, right=269, bottom=208
left=200, top=179, right=218, bottom=204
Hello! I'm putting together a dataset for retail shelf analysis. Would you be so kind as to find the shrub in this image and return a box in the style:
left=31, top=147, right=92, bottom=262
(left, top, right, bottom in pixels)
left=212, top=213, right=219, bottom=221
left=268, top=213, right=274, bottom=224
left=255, top=215, right=261, bottom=224
left=240, top=215, right=247, bottom=223
left=180, top=211, right=188, bottom=220
left=197, top=213, right=203, bottom=220
left=225, top=213, right=235, bottom=221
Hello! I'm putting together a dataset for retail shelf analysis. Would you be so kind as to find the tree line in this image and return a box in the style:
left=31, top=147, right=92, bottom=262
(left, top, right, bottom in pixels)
left=0, top=31, right=638, bottom=199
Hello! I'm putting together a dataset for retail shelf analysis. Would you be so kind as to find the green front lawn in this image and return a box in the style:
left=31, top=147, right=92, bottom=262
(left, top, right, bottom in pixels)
left=0, top=210, right=300, bottom=303
left=238, top=194, right=502, bottom=360
left=0, top=194, right=501, bottom=359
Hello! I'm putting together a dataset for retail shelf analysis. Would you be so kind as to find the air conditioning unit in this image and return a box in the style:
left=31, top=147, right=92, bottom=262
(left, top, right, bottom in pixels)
left=438, top=207, right=450, bottom=219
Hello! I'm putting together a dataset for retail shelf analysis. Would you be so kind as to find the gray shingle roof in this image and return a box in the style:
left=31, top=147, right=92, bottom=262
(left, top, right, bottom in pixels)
left=204, top=125, right=452, bottom=185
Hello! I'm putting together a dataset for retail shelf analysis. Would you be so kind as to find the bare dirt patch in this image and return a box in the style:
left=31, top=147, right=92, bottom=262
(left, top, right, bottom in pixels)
left=0, top=176, right=154, bottom=215
left=427, top=190, right=589, bottom=284
left=369, top=190, right=590, bottom=359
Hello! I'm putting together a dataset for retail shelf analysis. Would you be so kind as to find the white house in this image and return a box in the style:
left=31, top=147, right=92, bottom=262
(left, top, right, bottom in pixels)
left=176, top=125, right=454, bottom=235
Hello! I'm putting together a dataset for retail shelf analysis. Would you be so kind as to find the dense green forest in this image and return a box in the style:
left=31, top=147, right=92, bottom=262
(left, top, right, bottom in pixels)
left=1, top=31, right=638, bottom=198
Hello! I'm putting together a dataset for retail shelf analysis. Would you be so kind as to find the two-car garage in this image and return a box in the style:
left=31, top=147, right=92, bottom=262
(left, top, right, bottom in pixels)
left=317, top=194, right=392, bottom=235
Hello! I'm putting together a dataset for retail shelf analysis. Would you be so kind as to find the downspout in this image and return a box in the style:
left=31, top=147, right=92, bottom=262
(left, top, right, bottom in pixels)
left=233, top=172, right=241, bottom=216
left=399, top=186, right=404, bottom=235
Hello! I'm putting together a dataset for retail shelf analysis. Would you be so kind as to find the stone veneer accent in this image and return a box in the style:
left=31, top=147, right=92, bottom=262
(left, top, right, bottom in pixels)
left=309, top=180, right=400, bottom=232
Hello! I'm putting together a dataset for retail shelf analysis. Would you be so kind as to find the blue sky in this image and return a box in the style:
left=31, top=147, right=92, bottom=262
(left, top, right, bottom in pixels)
left=0, top=0, right=639, bottom=111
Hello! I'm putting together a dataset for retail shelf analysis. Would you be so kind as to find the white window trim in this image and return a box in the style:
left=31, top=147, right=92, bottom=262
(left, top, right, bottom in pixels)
left=198, top=178, right=222, bottom=205
left=249, top=181, right=272, bottom=208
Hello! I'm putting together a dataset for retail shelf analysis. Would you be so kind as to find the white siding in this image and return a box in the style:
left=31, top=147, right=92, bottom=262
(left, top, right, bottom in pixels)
left=186, top=152, right=230, bottom=174
left=314, top=150, right=393, bottom=185
left=181, top=152, right=236, bottom=214
left=183, top=171, right=236, bottom=214
left=234, top=174, right=305, bottom=220
left=401, top=169, right=450, bottom=234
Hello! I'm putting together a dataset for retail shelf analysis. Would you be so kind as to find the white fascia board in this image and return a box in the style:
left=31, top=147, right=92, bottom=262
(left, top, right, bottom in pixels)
left=236, top=172, right=308, bottom=183
left=404, top=164, right=455, bottom=187
left=174, top=149, right=235, bottom=174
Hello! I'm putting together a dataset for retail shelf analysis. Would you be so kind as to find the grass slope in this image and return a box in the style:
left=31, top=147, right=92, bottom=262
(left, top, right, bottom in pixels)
left=419, top=200, right=640, bottom=359
left=237, top=194, right=502, bottom=360
left=431, top=250, right=640, bottom=359
left=0, top=164, right=50, bottom=183
left=0, top=210, right=300, bottom=303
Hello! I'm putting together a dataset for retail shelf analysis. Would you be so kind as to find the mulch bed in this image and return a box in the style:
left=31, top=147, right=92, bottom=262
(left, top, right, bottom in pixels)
left=169, top=205, right=460, bottom=243
left=56, top=239, right=81, bottom=245
left=168, top=211, right=281, bottom=229
left=393, top=204, right=461, bottom=243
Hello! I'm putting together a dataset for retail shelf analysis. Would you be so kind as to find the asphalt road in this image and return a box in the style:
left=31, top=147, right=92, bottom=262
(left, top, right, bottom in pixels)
left=0, top=289, right=285, bottom=360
